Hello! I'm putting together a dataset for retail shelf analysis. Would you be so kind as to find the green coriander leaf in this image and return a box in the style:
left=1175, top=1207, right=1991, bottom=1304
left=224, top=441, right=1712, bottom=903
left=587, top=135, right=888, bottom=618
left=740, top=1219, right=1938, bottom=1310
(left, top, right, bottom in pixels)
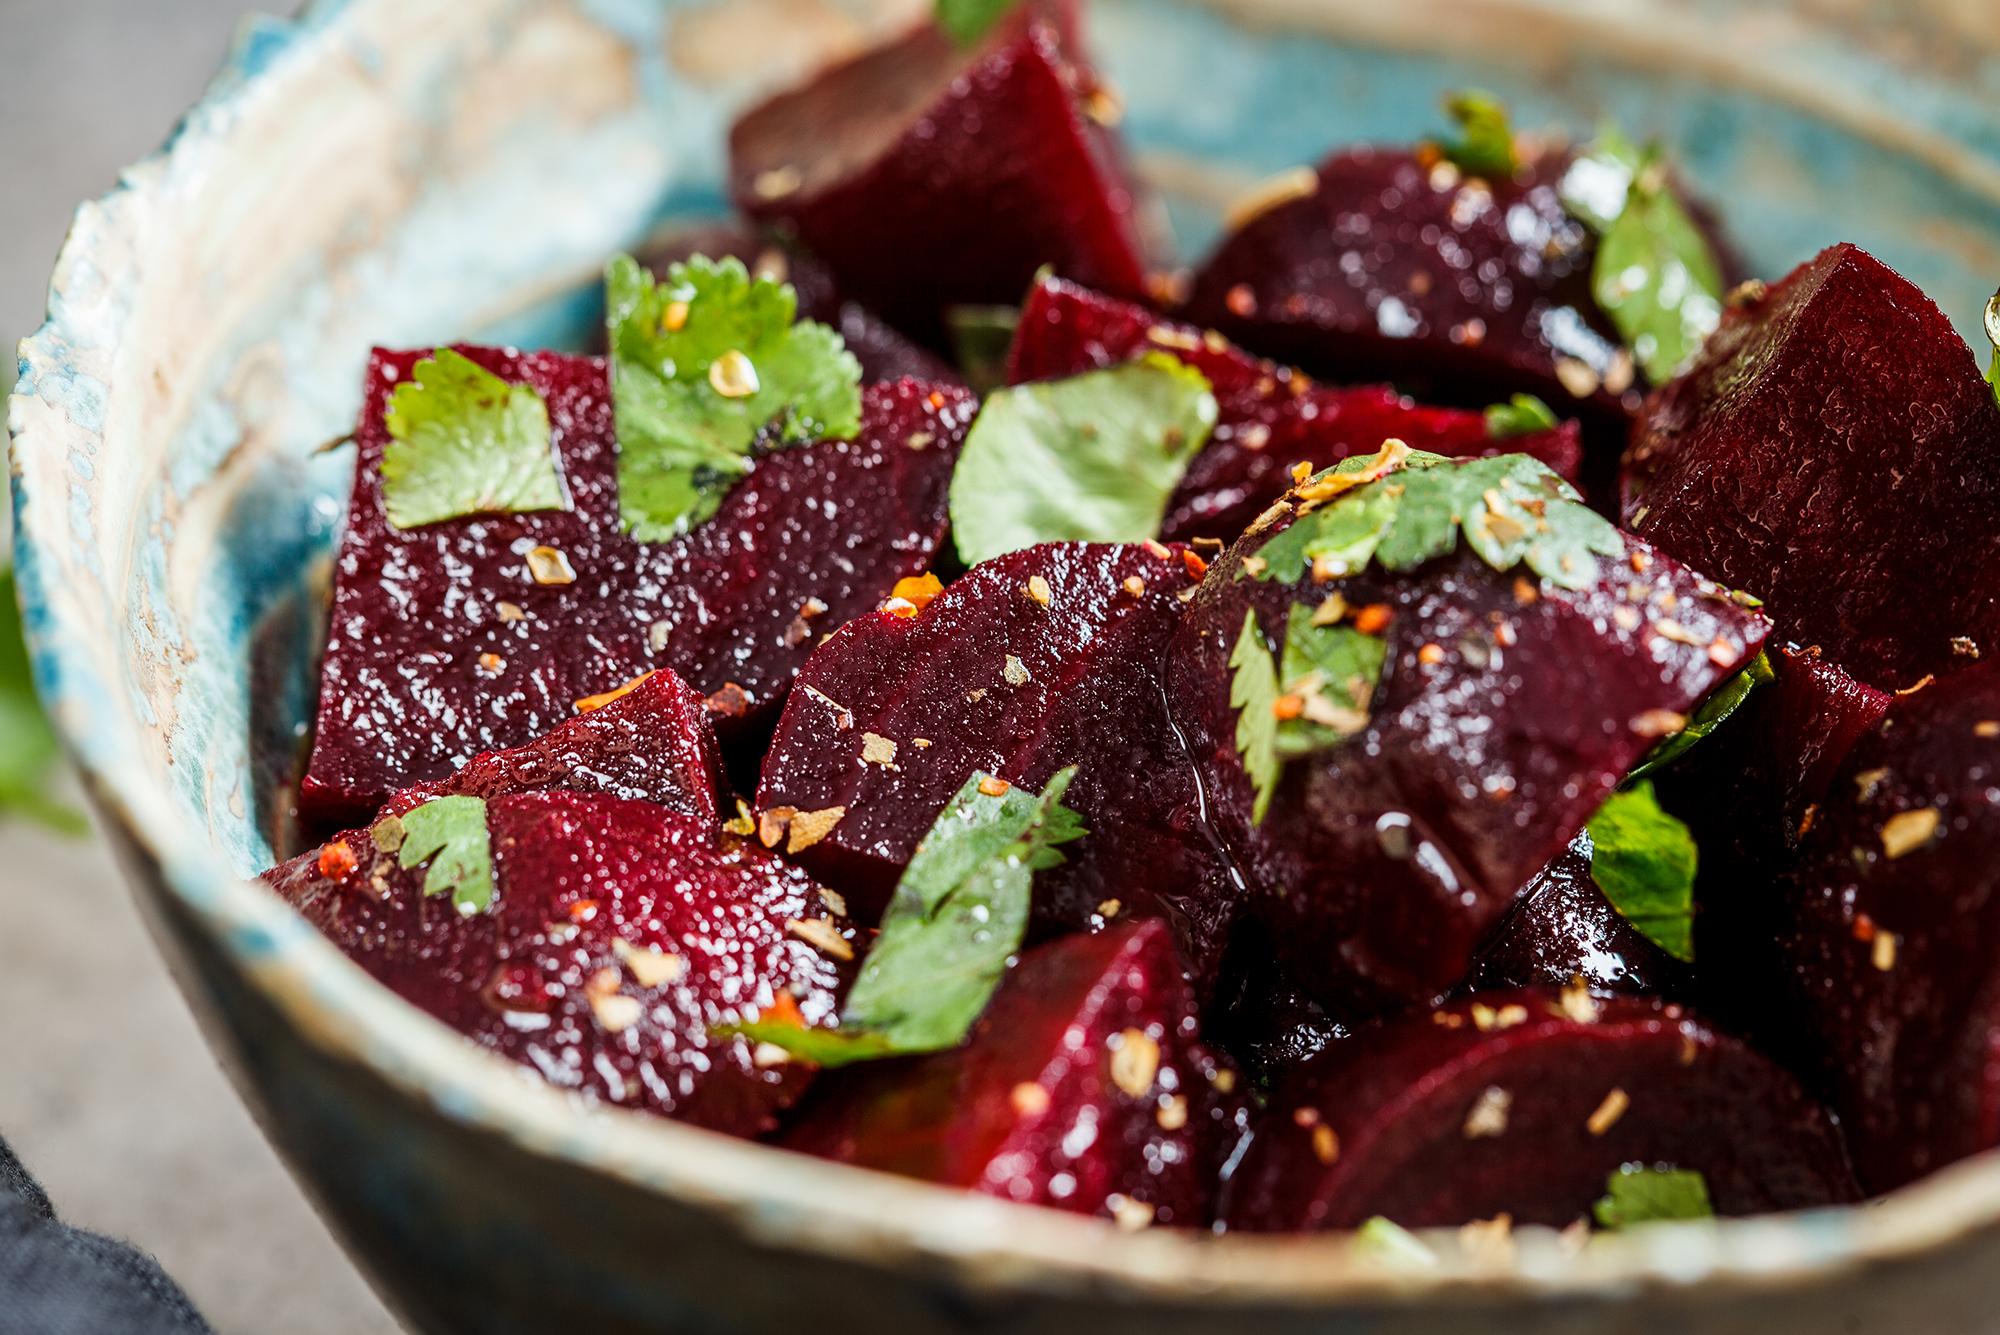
left=1984, top=288, right=2000, bottom=406
left=1275, top=602, right=1383, bottom=759
left=936, top=0, right=1016, bottom=46
left=949, top=354, right=1217, bottom=565
left=397, top=795, right=495, bottom=913
left=1585, top=781, right=1697, bottom=962
left=1485, top=393, right=1559, bottom=439
left=836, top=769, right=1084, bottom=1052
left=1557, top=123, right=1644, bottom=232
left=0, top=568, right=86, bottom=835
left=713, top=1020, right=904, bottom=1069
left=1594, top=1164, right=1713, bottom=1228
left=1624, top=650, right=1775, bottom=786
left=1229, top=610, right=1282, bottom=826
left=607, top=253, right=862, bottom=541
left=1439, top=89, right=1517, bottom=178
left=1353, top=1217, right=1439, bottom=1267
left=379, top=348, right=566, bottom=530
left=946, top=303, right=1021, bottom=396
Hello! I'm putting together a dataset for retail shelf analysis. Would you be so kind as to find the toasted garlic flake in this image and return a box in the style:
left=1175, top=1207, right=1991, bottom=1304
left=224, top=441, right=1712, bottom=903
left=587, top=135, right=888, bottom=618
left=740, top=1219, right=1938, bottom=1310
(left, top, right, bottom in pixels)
left=1107, top=1194, right=1156, bottom=1232
left=709, top=350, right=759, bottom=398
left=1024, top=575, right=1052, bottom=606
left=786, top=916, right=854, bottom=961
left=1558, top=978, right=1600, bottom=1025
left=758, top=806, right=794, bottom=849
left=590, top=992, right=644, bottom=1033
left=1881, top=807, right=1940, bottom=859
left=860, top=732, right=898, bottom=766
left=526, top=545, right=576, bottom=585
left=1630, top=709, right=1687, bottom=739
left=1587, top=1087, right=1630, bottom=1136
left=1463, top=1085, right=1512, bottom=1138
left=1872, top=930, right=1899, bottom=972
left=1157, top=1095, right=1189, bottom=1131
left=1003, top=655, right=1031, bottom=686
left=1311, top=1123, right=1340, bottom=1165
left=613, top=937, right=685, bottom=989
left=786, top=806, right=846, bottom=854
left=496, top=601, right=526, bottom=623
left=1109, top=1028, right=1161, bottom=1096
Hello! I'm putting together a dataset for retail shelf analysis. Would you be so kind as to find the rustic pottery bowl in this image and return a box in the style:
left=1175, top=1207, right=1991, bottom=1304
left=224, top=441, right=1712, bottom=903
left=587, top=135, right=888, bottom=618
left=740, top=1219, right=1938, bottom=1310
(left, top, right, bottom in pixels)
left=14, top=1, right=2000, bottom=1330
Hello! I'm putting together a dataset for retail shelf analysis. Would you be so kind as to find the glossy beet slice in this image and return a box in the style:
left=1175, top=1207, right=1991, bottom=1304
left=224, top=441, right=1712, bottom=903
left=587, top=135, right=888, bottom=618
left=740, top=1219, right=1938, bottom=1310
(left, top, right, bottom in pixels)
left=299, top=347, right=971, bottom=828
left=753, top=541, right=1238, bottom=983
left=781, top=919, right=1241, bottom=1226
left=730, top=13, right=1148, bottom=349
left=628, top=225, right=960, bottom=386
left=1166, top=510, right=1770, bottom=1019
left=1222, top=989, right=1858, bottom=1231
left=264, top=792, right=855, bottom=1135
left=1776, top=662, right=2000, bottom=1192
left=1462, top=832, right=1692, bottom=998
left=1622, top=243, right=2000, bottom=692
left=1009, top=275, right=1583, bottom=544
left=1182, top=149, right=1628, bottom=433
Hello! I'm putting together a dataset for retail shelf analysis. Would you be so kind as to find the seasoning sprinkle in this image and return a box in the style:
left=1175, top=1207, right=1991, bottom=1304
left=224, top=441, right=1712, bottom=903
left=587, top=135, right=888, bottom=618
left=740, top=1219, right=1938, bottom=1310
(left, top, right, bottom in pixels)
left=708, top=350, right=759, bottom=398
left=1024, top=575, right=1052, bottom=607
left=1107, top=1194, right=1155, bottom=1232
left=590, top=992, right=644, bottom=1033
left=525, top=545, right=576, bottom=585
left=786, top=916, right=854, bottom=961
left=318, top=841, right=357, bottom=880
left=612, top=938, right=685, bottom=989
left=1011, top=1082, right=1052, bottom=1116
left=1312, top=1123, right=1340, bottom=1165
left=786, top=806, right=846, bottom=854
left=1003, top=655, right=1031, bottom=686
left=497, top=601, right=526, bottom=623
left=1463, top=1085, right=1512, bottom=1138
left=1586, top=1087, right=1630, bottom=1136
left=1157, top=1095, right=1189, bottom=1131
left=1097, top=898, right=1122, bottom=918
left=1109, top=1028, right=1161, bottom=1096
left=1882, top=807, right=1939, bottom=858
left=1123, top=575, right=1146, bottom=597
left=1630, top=709, right=1687, bottom=739
left=1872, top=930, right=1899, bottom=971
left=860, top=733, right=899, bottom=767
left=575, top=670, right=657, bottom=713
left=978, top=775, right=1012, bottom=797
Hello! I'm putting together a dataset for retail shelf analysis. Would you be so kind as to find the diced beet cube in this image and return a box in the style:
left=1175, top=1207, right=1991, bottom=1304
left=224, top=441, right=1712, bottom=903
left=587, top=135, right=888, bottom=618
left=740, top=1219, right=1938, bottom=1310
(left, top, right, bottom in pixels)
left=730, top=14, right=1149, bottom=349
left=1462, top=833, right=1692, bottom=998
left=1621, top=243, right=2000, bottom=692
left=1181, top=149, right=1628, bottom=439
left=1777, top=662, right=2000, bottom=1192
left=1166, top=513, right=1769, bottom=1019
left=389, top=665, right=730, bottom=828
left=1009, top=275, right=1583, bottom=544
left=1222, top=989, right=1858, bottom=1231
left=781, top=919, right=1241, bottom=1226
left=753, top=541, right=1238, bottom=986
left=299, top=348, right=970, bottom=828
left=264, top=791, right=855, bottom=1135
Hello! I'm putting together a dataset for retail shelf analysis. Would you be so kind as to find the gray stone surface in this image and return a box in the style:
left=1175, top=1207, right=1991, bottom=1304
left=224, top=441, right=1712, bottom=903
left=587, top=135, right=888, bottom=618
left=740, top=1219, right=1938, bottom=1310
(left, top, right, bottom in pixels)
left=3, top=3, right=407, bottom=1331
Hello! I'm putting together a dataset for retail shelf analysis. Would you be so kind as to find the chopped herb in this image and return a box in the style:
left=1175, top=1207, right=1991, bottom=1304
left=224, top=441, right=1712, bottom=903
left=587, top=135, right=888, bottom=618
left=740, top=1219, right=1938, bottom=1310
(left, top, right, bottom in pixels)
left=1985, top=287, right=2000, bottom=406
left=379, top=348, right=567, bottom=530
left=1484, top=393, right=1559, bottom=440
left=722, top=770, right=1084, bottom=1066
left=1559, top=125, right=1724, bottom=381
left=936, top=0, right=1017, bottom=46
left=1594, top=1164, right=1713, bottom=1228
left=0, top=568, right=86, bottom=834
left=607, top=253, right=861, bottom=541
left=949, top=354, right=1218, bottom=565
left=945, top=303, right=1021, bottom=395
left=1246, top=450, right=1622, bottom=592
left=1623, top=650, right=1775, bottom=786
left=1229, top=611, right=1282, bottom=826
left=1585, top=781, right=1697, bottom=962
left=397, top=795, right=494, bottom=913
left=1437, top=89, right=1517, bottom=178
left=1275, top=602, right=1383, bottom=758
left=1353, top=1216, right=1439, bottom=1267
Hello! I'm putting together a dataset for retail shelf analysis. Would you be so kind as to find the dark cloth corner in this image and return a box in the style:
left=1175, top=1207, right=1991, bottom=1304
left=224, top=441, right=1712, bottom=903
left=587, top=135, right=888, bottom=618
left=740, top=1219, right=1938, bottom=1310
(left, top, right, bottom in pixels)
left=0, top=1135, right=214, bottom=1335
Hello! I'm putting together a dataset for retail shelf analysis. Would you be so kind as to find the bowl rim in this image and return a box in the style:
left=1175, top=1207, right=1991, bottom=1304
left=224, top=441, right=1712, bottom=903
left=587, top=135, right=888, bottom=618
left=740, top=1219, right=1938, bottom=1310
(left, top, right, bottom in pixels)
left=13, top=0, right=2000, bottom=1308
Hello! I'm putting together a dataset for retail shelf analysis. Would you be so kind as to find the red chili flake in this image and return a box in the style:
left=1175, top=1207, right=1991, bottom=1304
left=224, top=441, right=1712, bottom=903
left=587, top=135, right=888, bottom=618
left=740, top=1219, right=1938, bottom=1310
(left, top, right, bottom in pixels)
left=1182, top=549, right=1209, bottom=579
left=1271, top=694, right=1305, bottom=721
left=1418, top=644, right=1446, bottom=665
left=1226, top=283, right=1258, bottom=318
left=1851, top=911, right=1877, bottom=943
left=978, top=776, right=1012, bottom=798
left=705, top=682, right=751, bottom=718
left=1351, top=604, right=1393, bottom=635
left=318, top=841, right=357, bottom=880
left=927, top=391, right=946, bottom=410
left=570, top=899, right=600, bottom=924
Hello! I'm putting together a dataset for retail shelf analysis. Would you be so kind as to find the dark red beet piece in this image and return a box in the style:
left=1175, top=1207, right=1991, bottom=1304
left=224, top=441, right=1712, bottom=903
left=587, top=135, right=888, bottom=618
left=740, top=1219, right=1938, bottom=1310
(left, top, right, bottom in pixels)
left=730, top=13, right=1148, bottom=349
left=264, top=791, right=855, bottom=1135
left=299, top=347, right=970, bottom=828
left=389, top=666, right=730, bottom=829
left=1621, top=243, right=2000, bottom=692
left=1007, top=275, right=1583, bottom=544
left=1166, top=509, right=1769, bottom=1019
left=1222, top=989, right=1858, bottom=1231
left=753, top=541, right=1239, bottom=986
left=781, top=919, right=1242, bottom=1227
left=1778, top=662, right=2000, bottom=1192
left=1462, top=832, right=1693, bottom=998
left=1182, top=149, right=1630, bottom=434
left=1202, top=918, right=1347, bottom=1089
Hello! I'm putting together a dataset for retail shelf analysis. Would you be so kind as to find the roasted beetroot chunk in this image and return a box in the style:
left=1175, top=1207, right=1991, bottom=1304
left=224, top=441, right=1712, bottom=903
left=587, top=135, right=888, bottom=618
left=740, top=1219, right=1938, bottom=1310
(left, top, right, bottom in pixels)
left=782, top=919, right=1239, bottom=1226
left=390, top=667, right=729, bottom=828
left=1463, top=833, right=1692, bottom=997
left=1008, top=275, right=1583, bottom=544
left=730, top=13, right=1148, bottom=348
left=264, top=792, right=855, bottom=1135
left=1621, top=243, right=2000, bottom=692
left=1222, top=989, right=1858, bottom=1231
left=299, top=347, right=970, bottom=827
left=1182, top=149, right=1627, bottom=432
left=1166, top=501, right=1769, bottom=1019
left=1777, top=662, right=2000, bottom=1192
left=754, top=541, right=1237, bottom=982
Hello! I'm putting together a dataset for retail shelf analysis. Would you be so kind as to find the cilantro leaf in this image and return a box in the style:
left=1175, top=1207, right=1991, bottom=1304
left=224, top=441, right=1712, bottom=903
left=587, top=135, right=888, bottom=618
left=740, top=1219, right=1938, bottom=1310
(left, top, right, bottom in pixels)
left=1438, top=89, right=1517, bottom=178
left=1623, top=650, right=1775, bottom=786
left=607, top=253, right=861, bottom=541
left=936, top=0, right=1016, bottom=46
left=1229, top=611, right=1282, bottom=826
left=1985, top=287, right=2000, bottom=406
left=1248, top=451, right=1622, bottom=591
left=0, top=569, right=86, bottom=835
left=397, top=795, right=495, bottom=913
left=1585, top=781, right=1697, bottom=962
left=1594, top=1164, right=1713, bottom=1228
left=379, top=349, right=567, bottom=530
left=948, top=354, right=1218, bottom=566
left=738, top=770, right=1084, bottom=1064
left=1560, top=126, right=1725, bottom=381
left=1485, top=393, right=1558, bottom=440
left=1275, top=602, right=1383, bottom=759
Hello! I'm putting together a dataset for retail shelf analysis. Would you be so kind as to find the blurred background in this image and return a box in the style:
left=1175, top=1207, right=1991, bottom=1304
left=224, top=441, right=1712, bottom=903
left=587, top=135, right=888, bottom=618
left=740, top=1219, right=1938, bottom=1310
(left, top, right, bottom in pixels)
left=2, top=2, right=404, bottom=1330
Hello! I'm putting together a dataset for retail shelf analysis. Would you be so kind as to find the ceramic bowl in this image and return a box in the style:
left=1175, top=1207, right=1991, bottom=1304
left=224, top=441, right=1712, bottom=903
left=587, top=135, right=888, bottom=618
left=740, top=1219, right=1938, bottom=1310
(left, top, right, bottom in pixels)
left=14, top=1, right=2000, bottom=1330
